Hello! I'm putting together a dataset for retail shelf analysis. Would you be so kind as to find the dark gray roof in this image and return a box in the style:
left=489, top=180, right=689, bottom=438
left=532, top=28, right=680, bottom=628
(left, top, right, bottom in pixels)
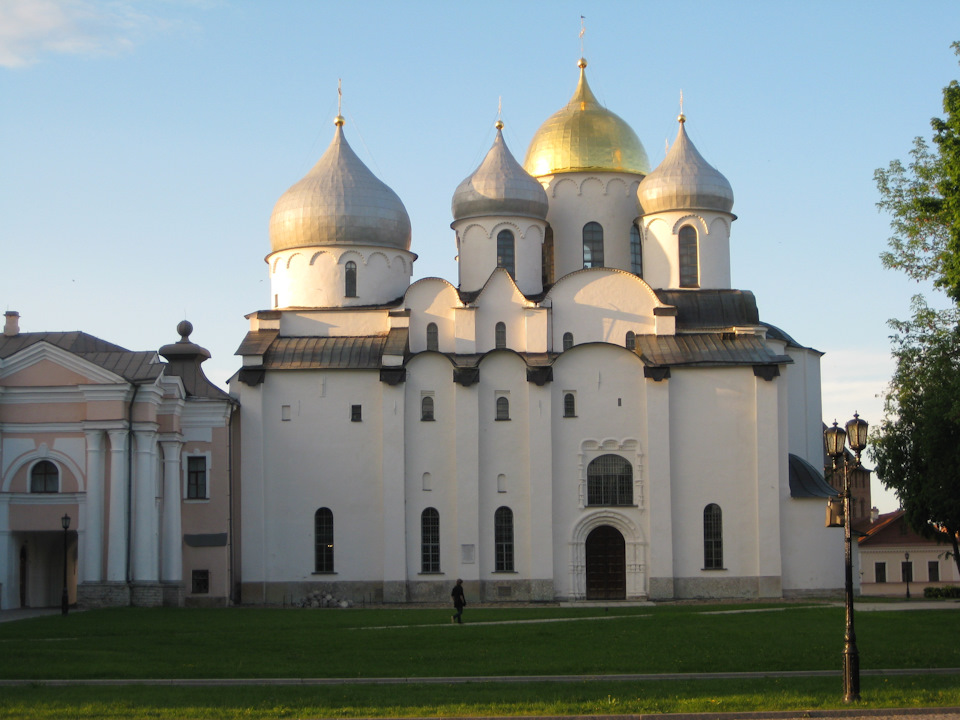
left=0, top=332, right=162, bottom=383
left=654, top=289, right=760, bottom=330
left=246, top=328, right=410, bottom=370
left=789, top=453, right=838, bottom=499
left=634, top=333, right=790, bottom=367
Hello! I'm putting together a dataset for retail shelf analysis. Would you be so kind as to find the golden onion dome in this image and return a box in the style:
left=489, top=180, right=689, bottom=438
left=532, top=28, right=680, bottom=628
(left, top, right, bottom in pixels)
left=637, top=115, right=734, bottom=215
left=523, top=58, right=650, bottom=177
left=451, top=123, right=549, bottom=222
left=269, top=117, right=411, bottom=253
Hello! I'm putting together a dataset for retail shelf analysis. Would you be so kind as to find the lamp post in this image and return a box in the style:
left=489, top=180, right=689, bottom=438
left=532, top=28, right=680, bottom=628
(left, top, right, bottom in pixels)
left=904, top=552, right=911, bottom=600
left=824, top=413, right=868, bottom=704
left=60, top=513, right=70, bottom=616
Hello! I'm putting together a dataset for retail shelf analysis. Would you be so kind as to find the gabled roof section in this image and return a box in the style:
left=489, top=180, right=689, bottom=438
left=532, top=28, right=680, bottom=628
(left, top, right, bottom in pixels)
left=0, top=332, right=162, bottom=383
left=654, top=289, right=760, bottom=330
left=240, top=328, right=410, bottom=370
left=788, top=453, right=838, bottom=499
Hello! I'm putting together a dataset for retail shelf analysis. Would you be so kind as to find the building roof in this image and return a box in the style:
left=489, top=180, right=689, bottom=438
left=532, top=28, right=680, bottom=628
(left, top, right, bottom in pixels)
left=523, top=58, right=650, bottom=177
left=637, top=115, right=734, bottom=215
left=452, top=124, right=549, bottom=222
left=788, top=453, right=838, bottom=499
left=0, top=331, right=163, bottom=383
left=158, top=321, right=232, bottom=400
left=653, top=289, right=760, bottom=329
left=269, top=117, right=412, bottom=254
left=634, top=333, right=791, bottom=368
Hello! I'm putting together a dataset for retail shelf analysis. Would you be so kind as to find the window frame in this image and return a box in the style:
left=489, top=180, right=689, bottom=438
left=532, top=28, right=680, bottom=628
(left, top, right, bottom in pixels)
left=186, top=455, right=208, bottom=500
left=562, top=332, right=574, bottom=351
left=630, top=222, right=643, bottom=276
left=703, top=503, right=723, bottom=570
left=563, top=392, right=576, bottom=418
left=494, top=506, right=514, bottom=572
left=928, top=560, right=940, bottom=582
left=586, top=454, right=633, bottom=506
left=625, top=331, right=636, bottom=351
left=191, top=569, right=210, bottom=594
left=582, top=221, right=604, bottom=268
left=30, top=460, right=59, bottom=494
left=495, top=395, right=510, bottom=421
left=344, top=260, right=358, bottom=297
left=314, top=507, right=334, bottom=573
left=495, top=322, right=507, bottom=349
left=875, top=561, right=887, bottom=583
left=351, top=404, right=362, bottom=422
left=426, top=322, right=439, bottom=351
left=420, top=507, right=440, bottom=573
left=678, top=225, right=699, bottom=288
left=496, top=229, right=516, bottom=278
left=421, top=395, right=435, bottom=421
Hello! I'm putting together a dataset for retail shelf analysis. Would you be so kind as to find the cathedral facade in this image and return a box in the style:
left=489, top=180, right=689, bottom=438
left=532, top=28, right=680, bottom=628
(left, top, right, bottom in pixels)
left=230, top=58, right=842, bottom=603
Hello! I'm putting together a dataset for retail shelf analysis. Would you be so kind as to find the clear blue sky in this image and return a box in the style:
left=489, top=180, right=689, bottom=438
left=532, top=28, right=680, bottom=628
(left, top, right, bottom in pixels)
left=3, top=0, right=959, bottom=512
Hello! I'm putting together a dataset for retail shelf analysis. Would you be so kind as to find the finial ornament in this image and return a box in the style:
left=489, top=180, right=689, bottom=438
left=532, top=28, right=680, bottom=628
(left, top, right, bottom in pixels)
left=678, top=90, right=685, bottom=124
left=334, top=78, right=345, bottom=127
left=579, top=15, right=586, bottom=57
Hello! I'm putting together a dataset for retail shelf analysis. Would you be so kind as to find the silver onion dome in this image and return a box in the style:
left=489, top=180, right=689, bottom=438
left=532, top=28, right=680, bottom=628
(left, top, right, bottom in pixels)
left=637, top=115, right=734, bottom=215
left=269, top=117, right=412, bottom=253
left=452, top=122, right=549, bottom=222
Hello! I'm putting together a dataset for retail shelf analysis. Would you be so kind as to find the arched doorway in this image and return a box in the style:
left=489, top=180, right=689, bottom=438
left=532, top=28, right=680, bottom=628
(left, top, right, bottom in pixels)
left=585, top=525, right=625, bottom=599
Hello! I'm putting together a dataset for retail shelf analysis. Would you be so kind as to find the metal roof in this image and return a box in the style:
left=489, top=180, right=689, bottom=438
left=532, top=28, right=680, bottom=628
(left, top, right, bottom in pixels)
left=0, top=332, right=162, bottom=383
left=634, top=333, right=790, bottom=367
left=654, top=289, right=760, bottom=329
left=788, top=453, right=838, bottom=499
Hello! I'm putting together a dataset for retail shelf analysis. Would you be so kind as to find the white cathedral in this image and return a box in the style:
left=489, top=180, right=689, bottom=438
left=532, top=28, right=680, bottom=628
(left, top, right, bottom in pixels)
left=230, top=57, right=840, bottom=604
left=1, top=58, right=842, bottom=609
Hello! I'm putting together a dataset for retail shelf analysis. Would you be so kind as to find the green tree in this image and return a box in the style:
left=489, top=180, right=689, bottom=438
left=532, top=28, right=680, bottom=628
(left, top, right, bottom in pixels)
left=873, top=42, right=960, bottom=578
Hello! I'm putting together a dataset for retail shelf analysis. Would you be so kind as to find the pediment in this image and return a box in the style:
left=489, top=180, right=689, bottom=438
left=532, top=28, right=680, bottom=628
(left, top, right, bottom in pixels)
left=0, top=342, right=126, bottom=386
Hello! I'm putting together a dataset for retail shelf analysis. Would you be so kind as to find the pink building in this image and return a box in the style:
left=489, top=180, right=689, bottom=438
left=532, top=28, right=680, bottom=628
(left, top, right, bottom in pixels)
left=0, top=311, right=237, bottom=608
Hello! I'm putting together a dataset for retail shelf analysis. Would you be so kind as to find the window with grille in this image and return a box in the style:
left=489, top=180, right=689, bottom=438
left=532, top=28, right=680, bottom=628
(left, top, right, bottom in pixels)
left=703, top=504, right=723, bottom=569
left=563, top=393, right=576, bottom=417
left=495, top=506, right=514, bottom=572
left=421, top=395, right=435, bottom=421
left=497, top=229, right=516, bottom=278
left=30, top=460, right=58, bottom=493
left=345, top=260, right=357, bottom=297
left=586, top=455, right=633, bottom=506
left=187, top=456, right=207, bottom=499
left=191, top=569, right=209, bottom=594
left=351, top=404, right=362, bottom=422
left=426, top=322, right=438, bottom=351
left=875, top=562, right=887, bottom=583
left=562, top=332, right=574, bottom=351
left=679, top=225, right=699, bottom=288
left=421, top=508, right=440, bottom=573
left=314, top=507, right=334, bottom=573
left=496, top=396, right=510, bottom=421
left=625, top=331, right=636, bottom=350
left=495, top=322, right=507, bottom=349
left=542, top=226, right=554, bottom=286
left=583, top=222, right=604, bottom=268
left=630, top=222, right=643, bottom=276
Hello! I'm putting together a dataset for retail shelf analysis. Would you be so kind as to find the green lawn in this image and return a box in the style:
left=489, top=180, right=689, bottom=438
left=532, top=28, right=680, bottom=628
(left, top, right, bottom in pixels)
left=1, top=603, right=959, bottom=719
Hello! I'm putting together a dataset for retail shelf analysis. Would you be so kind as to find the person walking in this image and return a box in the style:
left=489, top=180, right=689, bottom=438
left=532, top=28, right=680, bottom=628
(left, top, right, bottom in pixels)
left=451, top=578, right=466, bottom=624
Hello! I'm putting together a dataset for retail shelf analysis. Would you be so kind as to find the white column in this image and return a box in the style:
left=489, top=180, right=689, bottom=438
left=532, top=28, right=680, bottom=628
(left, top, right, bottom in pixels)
left=644, top=375, right=673, bottom=599
left=453, top=381, right=480, bottom=584
left=132, top=430, right=159, bottom=582
left=160, top=439, right=183, bottom=584
left=381, top=383, right=407, bottom=601
left=526, top=383, right=553, bottom=596
left=106, top=428, right=129, bottom=582
left=81, top=429, right=105, bottom=583
left=754, top=373, right=783, bottom=597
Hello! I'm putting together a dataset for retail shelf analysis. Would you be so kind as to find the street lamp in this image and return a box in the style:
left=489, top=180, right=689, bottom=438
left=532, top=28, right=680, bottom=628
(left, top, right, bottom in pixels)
left=824, top=412, right=868, bottom=704
left=904, top=552, right=911, bottom=600
left=61, top=513, right=70, bottom=616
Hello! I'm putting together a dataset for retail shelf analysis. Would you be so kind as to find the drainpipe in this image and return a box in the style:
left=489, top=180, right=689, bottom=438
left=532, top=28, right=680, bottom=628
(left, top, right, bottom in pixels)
left=227, top=402, right=235, bottom=604
left=125, top=383, right=141, bottom=587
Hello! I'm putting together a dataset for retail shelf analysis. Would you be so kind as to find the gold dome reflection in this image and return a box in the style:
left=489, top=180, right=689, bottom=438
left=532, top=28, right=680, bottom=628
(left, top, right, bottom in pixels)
left=523, top=59, right=650, bottom=177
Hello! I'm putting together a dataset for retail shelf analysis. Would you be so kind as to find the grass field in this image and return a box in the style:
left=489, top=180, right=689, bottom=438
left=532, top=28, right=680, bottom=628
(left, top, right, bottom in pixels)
left=1, top=602, right=959, bottom=719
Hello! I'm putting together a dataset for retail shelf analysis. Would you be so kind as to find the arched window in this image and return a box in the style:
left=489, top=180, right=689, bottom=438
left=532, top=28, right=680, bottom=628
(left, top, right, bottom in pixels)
left=30, top=460, right=59, bottom=493
left=542, top=226, right=555, bottom=287
left=563, top=393, right=576, bottom=417
left=586, top=454, right=633, bottom=506
left=703, top=504, right=723, bottom=569
left=582, top=222, right=604, bottom=268
left=345, top=260, right=358, bottom=297
left=421, top=396, right=435, bottom=421
left=625, top=331, right=636, bottom=351
left=562, top=332, right=574, bottom=351
left=495, top=321, right=507, bottom=349
left=678, top=225, right=699, bottom=288
left=421, top=507, right=440, bottom=573
left=426, top=322, right=439, bottom=351
left=630, top=222, right=643, bottom=276
left=314, top=508, right=334, bottom=573
left=496, top=396, right=510, bottom=421
left=497, top=229, right=516, bottom=278
left=495, top=506, right=514, bottom=572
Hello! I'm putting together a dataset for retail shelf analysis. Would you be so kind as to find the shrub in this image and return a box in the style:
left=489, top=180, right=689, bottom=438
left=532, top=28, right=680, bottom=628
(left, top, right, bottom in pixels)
left=924, top=585, right=960, bottom=598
